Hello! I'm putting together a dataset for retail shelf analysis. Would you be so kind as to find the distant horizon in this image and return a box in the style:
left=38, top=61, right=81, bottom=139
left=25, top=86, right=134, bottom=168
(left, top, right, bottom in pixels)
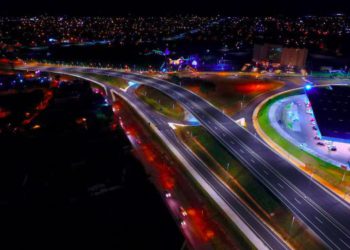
left=0, top=13, right=348, bottom=17
left=1, top=0, right=349, bottom=16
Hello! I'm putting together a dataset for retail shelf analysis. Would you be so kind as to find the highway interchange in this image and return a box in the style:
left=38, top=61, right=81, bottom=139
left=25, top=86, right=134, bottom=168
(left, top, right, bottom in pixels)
left=19, top=65, right=350, bottom=249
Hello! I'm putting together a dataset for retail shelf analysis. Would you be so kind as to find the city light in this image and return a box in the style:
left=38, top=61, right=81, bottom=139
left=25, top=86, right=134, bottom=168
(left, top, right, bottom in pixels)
left=305, top=84, right=313, bottom=90
left=1, top=7, right=350, bottom=250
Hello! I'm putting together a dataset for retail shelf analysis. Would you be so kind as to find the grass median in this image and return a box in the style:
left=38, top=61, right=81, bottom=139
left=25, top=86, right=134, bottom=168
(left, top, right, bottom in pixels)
left=167, top=73, right=284, bottom=116
left=114, top=94, right=256, bottom=250
left=80, top=73, right=129, bottom=89
left=135, top=85, right=185, bottom=121
left=175, top=125, right=326, bottom=249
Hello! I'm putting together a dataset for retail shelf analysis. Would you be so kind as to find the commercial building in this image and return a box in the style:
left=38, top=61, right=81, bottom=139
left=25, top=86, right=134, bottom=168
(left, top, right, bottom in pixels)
left=306, top=85, right=350, bottom=143
left=253, top=43, right=308, bottom=68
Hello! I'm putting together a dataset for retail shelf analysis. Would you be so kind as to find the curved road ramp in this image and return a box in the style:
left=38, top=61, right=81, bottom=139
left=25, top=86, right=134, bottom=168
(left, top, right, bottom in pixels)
left=18, top=65, right=350, bottom=250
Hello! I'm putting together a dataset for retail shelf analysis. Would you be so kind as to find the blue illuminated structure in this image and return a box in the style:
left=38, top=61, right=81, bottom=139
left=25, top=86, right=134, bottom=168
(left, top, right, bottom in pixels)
left=305, top=84, right=313, bottom=90
left=305, top=85, right=350, bottom=143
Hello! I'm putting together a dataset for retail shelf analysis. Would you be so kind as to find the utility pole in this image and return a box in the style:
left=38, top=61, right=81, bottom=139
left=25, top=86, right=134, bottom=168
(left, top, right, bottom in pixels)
left=342, top=171, right=347, bottom=183
left=289, top=216, right=295, bottom=234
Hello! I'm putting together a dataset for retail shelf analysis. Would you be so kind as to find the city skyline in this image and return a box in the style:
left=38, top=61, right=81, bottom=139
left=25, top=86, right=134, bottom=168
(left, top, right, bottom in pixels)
left=2, top=3, right=350, bottom=250
left=1, top=0, right=350, bottom=16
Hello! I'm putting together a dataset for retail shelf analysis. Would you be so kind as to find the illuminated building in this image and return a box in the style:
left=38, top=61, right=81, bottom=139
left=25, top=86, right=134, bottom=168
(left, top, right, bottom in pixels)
left=306, top=85, right=350, bottom=143
left=253, top=43, right=308, bottom=68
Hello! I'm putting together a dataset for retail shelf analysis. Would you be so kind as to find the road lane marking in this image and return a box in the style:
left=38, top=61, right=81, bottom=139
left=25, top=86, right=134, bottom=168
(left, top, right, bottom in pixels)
left=239, top=149, right=245, bottom=154
left=294, top=198, right=302, bottom=205
left=26, top=66, right=350, bottom=248
left=339, top=238, right=350, bottom=249
left=250, top=159, right=256, bottom=163
left=263, top=170, right=269, bottom=176
left=314, top=216, right=323, bottom=224
left=277, top=183, right=284, bottom=189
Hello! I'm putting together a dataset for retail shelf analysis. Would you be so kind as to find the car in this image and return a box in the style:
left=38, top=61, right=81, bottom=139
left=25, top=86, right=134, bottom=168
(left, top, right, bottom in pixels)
left=314, top=136, right=321, bottom=140
left=164, top=190, right=171, bottom=198
left=328, top=146, right=337, bottom=151
left=179, top=219, right=186, bottom=226
left=317, top=142, right=325, bottom=146
left=179, top=206, right=187, bottom=217
left=312, top=126, right=318, bottom=130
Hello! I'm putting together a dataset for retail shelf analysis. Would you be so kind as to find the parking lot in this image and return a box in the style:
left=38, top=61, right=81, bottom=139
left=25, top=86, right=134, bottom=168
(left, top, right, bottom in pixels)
left=269, top=94, right=350, bottom=167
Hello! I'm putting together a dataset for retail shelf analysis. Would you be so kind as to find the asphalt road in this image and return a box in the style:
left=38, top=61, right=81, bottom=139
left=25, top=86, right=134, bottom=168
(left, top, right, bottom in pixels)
left=232, top=78, right=299, bottom=133
left=119, top=84, right=288, bottom=250
left=272, top=94, right=350, bottom=167
left=21, top=65, right=350, bottom=249
left=16, top=65, right=290, bottom=249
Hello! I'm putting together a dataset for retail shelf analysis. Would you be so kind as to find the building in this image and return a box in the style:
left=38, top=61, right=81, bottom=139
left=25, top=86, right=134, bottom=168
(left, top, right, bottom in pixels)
left=253, top=43, right=308, bottom=68
left=306, top=85, right=350, bottom=143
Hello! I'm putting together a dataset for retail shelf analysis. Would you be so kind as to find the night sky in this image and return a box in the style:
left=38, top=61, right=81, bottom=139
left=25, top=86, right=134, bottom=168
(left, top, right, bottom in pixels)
left=1, top=0, right=350, bottom=16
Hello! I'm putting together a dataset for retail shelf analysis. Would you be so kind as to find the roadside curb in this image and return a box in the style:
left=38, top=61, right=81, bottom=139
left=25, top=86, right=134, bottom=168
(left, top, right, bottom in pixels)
left=253, top=89, right=350, bottom=204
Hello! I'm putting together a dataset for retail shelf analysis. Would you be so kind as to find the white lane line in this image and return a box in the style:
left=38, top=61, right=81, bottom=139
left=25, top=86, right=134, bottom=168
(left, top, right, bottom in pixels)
left=339, top=238, right=350, bottom=249
left=277, top=183, right=284, bottom=189
left=230, top=140, right=235, bottom=145
left=239, top=149, right=245, bottom=154
left=250, top=159, right=256, bottom=163
left=294, top=198, right=302, bottom=205
left=263, top=170, right=269, bottom=176
left=314, top=216, right=324, bottom=224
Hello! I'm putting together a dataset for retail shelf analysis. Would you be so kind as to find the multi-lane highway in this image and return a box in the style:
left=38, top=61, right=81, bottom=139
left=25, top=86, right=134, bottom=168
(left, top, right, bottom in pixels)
left=50, top=68, right=289, bottom=249
left=232, top=79, right=300, bottom=133
left=119, top=83, right=288, bottom=250
left=20, top=65, right=350, bottom=249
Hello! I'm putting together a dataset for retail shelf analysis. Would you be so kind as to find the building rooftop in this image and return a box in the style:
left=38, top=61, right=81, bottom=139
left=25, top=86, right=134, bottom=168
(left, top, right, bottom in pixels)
left=306, top=85, right=350, bottom=142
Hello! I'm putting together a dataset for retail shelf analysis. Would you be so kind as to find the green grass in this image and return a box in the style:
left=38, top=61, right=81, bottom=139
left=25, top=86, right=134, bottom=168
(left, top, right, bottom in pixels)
left=78, top=72, right=185, bottom=120
left=257, top=90, right=350, bottom=193
left=167, top=74, right=284, bottom=116
left=175, top=126, right=325, bottom=249
left=184, top=126, right=280, bottom=213
left=81, top=73, right=129, bottom=89
left=116, top=95, right=256, bottom=250
left=310, top=71, right=349, bottom=78
left=135, top=85, right=185, bottom=120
